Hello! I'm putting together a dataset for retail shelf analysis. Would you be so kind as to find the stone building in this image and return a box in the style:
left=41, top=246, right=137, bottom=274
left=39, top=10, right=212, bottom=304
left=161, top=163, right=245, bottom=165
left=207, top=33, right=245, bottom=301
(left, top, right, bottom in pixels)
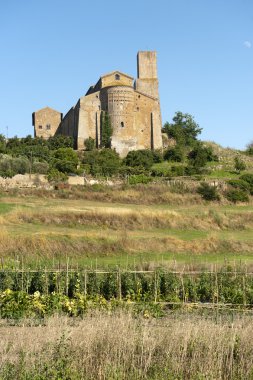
left=33, top=51, right=163, bottom=157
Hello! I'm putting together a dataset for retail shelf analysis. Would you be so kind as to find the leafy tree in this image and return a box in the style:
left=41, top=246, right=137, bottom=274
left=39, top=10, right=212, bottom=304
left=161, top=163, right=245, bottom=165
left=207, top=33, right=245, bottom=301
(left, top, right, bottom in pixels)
left=234, top=156, right=246, bottom=173
left=163, top=112, right=202, bottom=147
left=101, top=112, right=113, bottom=148
left=52, top=148, right=78, bottom=174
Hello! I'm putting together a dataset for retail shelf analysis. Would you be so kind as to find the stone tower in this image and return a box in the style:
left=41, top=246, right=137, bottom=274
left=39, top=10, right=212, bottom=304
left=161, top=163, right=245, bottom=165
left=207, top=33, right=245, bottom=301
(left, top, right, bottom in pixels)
left=33, top=51, right=163, bottom=156
left=135, top=51, right=159, bottom=99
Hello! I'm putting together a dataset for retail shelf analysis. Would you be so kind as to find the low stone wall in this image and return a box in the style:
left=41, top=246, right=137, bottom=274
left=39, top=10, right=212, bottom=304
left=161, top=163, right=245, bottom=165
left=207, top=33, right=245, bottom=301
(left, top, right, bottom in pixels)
left=0, top=174, right=50, bottom=189
left=0, top=174, right=122, bottom=189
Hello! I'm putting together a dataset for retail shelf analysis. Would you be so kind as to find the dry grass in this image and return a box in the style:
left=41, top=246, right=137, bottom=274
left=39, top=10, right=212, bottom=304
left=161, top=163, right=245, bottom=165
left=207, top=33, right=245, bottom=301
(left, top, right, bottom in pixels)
left=1, top=312, right=253, bottom=379
left=7, top=206, right=253, bottom=231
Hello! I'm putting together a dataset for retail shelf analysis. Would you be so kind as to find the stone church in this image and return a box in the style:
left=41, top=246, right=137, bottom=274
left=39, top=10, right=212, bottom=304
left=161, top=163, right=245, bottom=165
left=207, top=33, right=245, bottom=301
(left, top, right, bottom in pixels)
left=32, top=51, right=163, bottom=157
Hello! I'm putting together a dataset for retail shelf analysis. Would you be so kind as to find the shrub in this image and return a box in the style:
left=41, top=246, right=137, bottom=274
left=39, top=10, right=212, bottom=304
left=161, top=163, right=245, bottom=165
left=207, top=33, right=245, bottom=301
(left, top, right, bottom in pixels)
left=47, top=169, right=68, bottom=183
left=53, top=148, right=79, bottom=174
left=225, top=189, right=249, bottom=203
left=0, top=156, right=30, bottom=177
left=84, top=137, right=95, bottom=151
left=188, top=144, right=209, bottom=169
left=124, top=150, right=154, bottom=170
left=47, top=135, right=74, bottom=150
left=151, top=167, right=172, bottom=177
left=197, top=182, right=220, bottom=201
left=227, top=179, right=251, bottom=192
left=128, top=174, right=152, bottom=185
left=234, top=156, right=246, bottom=173
left=240, top=173, right=253, bottom=185
left=239, top=174, right=253, bottom=195
left=171, top=165, right=185, bottom=176
left=152, top=150, right=163, bottom=163
left=82, top=149, right=121, bottom=177
left=32, top=161, right=49, bottom=174
left=164, top=146, right=185, bottom=162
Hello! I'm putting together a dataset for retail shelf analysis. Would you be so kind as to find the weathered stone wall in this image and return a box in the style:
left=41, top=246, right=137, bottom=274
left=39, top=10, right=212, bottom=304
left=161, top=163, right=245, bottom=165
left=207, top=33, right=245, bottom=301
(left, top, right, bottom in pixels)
left=136, top=51, right=159, bottom=99
left=33, top=107, right=62, bottom=139
left=77, top=91, right=101, bottom=150
left=101, top=72, right=133, bottom=89
left=56, top=105, right=81, bottom=149
left=108, top=86, right=136, bottom=156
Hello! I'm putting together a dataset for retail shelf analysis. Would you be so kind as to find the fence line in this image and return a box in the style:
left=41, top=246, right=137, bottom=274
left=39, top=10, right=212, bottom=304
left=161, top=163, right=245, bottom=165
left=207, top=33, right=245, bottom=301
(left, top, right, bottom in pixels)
left=0, top=269, right=253, bottom=275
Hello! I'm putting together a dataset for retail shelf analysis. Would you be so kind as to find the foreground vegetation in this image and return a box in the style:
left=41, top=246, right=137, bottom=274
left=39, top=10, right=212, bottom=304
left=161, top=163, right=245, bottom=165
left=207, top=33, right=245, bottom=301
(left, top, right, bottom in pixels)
left=0, top=111, right=252, bottom=378
left=1, top=312, right=253, bottom=379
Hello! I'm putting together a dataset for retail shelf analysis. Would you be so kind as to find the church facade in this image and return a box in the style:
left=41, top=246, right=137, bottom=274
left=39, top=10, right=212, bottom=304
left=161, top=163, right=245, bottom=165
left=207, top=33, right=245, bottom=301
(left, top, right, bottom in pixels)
left=33, top=51, right=163, bottom=157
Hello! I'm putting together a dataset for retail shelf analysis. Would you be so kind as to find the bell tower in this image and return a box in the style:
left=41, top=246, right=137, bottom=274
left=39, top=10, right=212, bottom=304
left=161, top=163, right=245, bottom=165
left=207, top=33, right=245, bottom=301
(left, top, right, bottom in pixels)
left=135, top=51, right=159, bottom=99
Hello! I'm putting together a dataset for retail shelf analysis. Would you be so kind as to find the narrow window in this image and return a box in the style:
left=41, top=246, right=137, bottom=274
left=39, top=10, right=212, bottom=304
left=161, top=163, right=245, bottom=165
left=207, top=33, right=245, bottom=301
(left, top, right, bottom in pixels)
left=115, top=74, right=120, bottom=80
left=46, top=124, right=51, bottom=130
left=120, top=122, right=124, bottom=128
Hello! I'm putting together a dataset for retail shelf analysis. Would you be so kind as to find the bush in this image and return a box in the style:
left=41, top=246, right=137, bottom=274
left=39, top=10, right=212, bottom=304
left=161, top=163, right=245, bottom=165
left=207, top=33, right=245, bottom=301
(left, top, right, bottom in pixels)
left=128, top=174, right=152, bottom=185
left=32, top=161, right=49, bottom=174
left=164, top=146, right=185, bottom=162
left=225, top=189, right=249, bottom=203
left=0, top=156, right=30, bottom=177
left=240, top=173, right=253, bottom=184
left=124, top=150, right=154, bottom=170
left=227, top=179, right=251, bottom=192
left=53, top=148, right=79, bottom=174
left=47, top=135, right=74, bottom=150
left=197, top=182, right=220, bottom=201
left=47, top=169, right=68, bottom=183
left=152, top=150, right=163, bottom=163
left=82, top=149, right=121, bottom=177
left=171, top=165, right=185, bottom=176
left=234, top=156, right=246, bottom=173
left=84, top=137, right=95, bottom=151
left=151, top=166, right=172, bottom=177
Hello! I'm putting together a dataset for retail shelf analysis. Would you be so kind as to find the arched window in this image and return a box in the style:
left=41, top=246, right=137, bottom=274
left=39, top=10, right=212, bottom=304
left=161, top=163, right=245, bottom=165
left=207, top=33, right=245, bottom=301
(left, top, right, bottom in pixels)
left=115, top=74, right=120, bottom=80
left=120, top=122, right=124, bottom=128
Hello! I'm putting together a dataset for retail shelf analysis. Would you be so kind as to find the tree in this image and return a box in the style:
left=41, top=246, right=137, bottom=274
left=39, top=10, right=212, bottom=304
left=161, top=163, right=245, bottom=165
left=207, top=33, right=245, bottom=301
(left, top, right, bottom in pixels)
left=52, top=148, right=78, bottom=174
left=101, top=112, right=113, bottom=148
left=163, top=112, right=202, bottom=147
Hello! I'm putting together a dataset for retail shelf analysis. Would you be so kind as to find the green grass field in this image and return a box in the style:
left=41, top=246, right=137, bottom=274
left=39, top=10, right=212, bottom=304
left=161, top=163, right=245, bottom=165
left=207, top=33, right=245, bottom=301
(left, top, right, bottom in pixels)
left=0, top=191, right=252, bottom=269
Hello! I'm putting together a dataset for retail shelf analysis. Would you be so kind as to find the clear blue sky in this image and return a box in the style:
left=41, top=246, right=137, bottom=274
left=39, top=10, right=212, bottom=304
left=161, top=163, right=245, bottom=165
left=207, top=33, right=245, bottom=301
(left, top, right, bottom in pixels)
left=0, top=0, right=252, bottom=149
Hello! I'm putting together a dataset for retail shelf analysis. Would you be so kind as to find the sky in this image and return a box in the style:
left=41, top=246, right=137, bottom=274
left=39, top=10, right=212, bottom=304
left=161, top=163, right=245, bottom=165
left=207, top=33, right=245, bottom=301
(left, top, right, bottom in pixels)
left=0, top=0, right=252, bottom=149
